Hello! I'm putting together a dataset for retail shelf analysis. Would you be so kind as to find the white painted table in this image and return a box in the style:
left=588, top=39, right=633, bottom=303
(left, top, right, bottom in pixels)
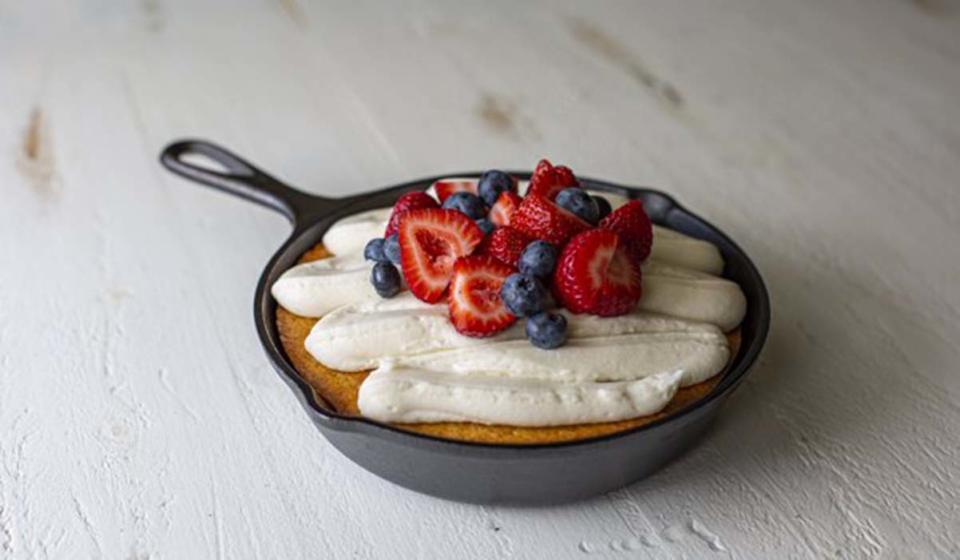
left=2, top=1, right=959, bottom=558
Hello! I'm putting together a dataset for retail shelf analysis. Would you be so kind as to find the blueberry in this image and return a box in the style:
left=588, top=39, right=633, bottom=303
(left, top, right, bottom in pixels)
left=383, top=233, right=402, bottom=265
left=593, top=195, right=612, bottom=221
left=442, top=192, right=487, bottom=220
left=518, top=241, right=557, bottom=279
left=370, top=262, right=402, bottom=298
left=478, top=170, right=514, bottom=206
left=364, top=238, right=388, bottom=262
left=500, top=273, right=546, bottom=317
left=476, top=218, right=495, bottom=235
left=525, top=312, right=568, bottom=349
left=555, top=187, right=599, bottom=224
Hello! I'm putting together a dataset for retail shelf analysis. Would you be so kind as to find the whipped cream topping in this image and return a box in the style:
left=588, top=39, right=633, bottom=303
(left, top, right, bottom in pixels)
left=650, top=225, right=724, bottom=275
left=270, top=192, right=747, bottom=427
left=307, top=292, right=728, bottom=386
left=642, top=261, right=746, bottom=331
left=272, top=255, right=378, bottom=317
left=319, top=208, right=393, bottom=257
left=358, top=365, right=683, bottom=426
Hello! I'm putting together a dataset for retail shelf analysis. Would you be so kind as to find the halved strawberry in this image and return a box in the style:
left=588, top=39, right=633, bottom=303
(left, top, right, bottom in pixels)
left=481, top=226, right=531, bottom=267
left=399, top=209, right=484, bottom=303
left=432, top=178, right=479, bottom=203
left=528, top=159, right=579, bottom=200
left=489, top=191, right=522, bottom=227
left=553, top=229, right=642, bottom=316
left=448, top=256, right=517, bottom=336
left=511, top=194, right=590, bottom=246
left=599, top=200, right=653, bottom=261
left=385, top=191, right=440, bottom=237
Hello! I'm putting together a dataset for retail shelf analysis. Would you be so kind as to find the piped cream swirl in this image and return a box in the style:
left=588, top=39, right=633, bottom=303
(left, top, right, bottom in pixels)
left=270, top=194, right=746, bottom=427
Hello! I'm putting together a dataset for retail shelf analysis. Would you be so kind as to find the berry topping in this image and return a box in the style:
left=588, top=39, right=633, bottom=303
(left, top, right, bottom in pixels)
left=475, top=218, right=495, bottom=235
left=526, top=312, right=568, bottom=349
left=489, top=191, right=522, bottom=227
left=448, top=255, right=517, bottom=337
left=383, top=233, right=402, bottom=265
left=599, top=200, right=653, bottom=261
left=500, top=273, right=546, bottom=317
left=398, top=209, right=484, bottom=303
left=442, top=191, right=487, bottom=220
left=593, top=195, right=613, bottom=222
left=482, top=226, right=532, bottom=267
left=364, top=238, right=388, bottom=263
left=511, top=194, right=591, bottom=246
left=477, top=170, right=517, bottom=206
left=385, top=191, right=439, bottom=237
left=370, top=262, right=402, bottom=298
left=528, top=159, right=579, bottom=200
left=553, top=228, right=643, bottom=316
left=433, top=179, right=478, bottom=203
left=555, top=187, right=600, bottom=224
left=518, top=240, right=558, bottom=279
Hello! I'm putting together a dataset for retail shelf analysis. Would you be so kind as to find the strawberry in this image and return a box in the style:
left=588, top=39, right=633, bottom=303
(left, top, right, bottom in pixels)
left=432, top=178, right=479, bottom=203
left=385, top=191, right=439, bottom=237
left=528, top=159, right=579, bottom=201
left=448, top=255, right=517, bottom=336
left=489, top=191, right=522, bottom=227
left=553, top=229, right=642, bottom=317
left=481, top=226, right=531, bottom=267
left=399, top=209, right=484, bottom=303
left=599, top=200, right=653, bottom=261
left=511, top=194, right=590, bottom=246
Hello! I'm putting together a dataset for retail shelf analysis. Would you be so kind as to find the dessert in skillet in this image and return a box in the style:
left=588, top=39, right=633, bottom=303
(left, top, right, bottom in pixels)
left=271, top=160, right=746, bottom=444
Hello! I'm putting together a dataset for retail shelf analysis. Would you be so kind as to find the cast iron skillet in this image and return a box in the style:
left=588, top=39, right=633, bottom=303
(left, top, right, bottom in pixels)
left=159, top=139, right=770, bottom=505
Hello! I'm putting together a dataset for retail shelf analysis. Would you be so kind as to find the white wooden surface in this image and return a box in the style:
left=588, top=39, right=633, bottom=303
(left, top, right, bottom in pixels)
left=2, top=0, right=959, bottom=558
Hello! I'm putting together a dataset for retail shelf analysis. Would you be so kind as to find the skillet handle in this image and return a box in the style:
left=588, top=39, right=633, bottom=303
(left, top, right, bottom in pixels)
left=159, top=139, right=327, bottom=226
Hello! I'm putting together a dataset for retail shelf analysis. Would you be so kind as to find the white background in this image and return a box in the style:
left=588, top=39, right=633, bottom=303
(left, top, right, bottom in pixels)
left=2, top=1, right=959, bottom=558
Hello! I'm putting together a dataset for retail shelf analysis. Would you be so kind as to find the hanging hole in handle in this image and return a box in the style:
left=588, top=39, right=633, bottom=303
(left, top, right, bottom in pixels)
left=166, top=140, right=261, bottom=178
left=178, top=152, right=236, bottom=176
